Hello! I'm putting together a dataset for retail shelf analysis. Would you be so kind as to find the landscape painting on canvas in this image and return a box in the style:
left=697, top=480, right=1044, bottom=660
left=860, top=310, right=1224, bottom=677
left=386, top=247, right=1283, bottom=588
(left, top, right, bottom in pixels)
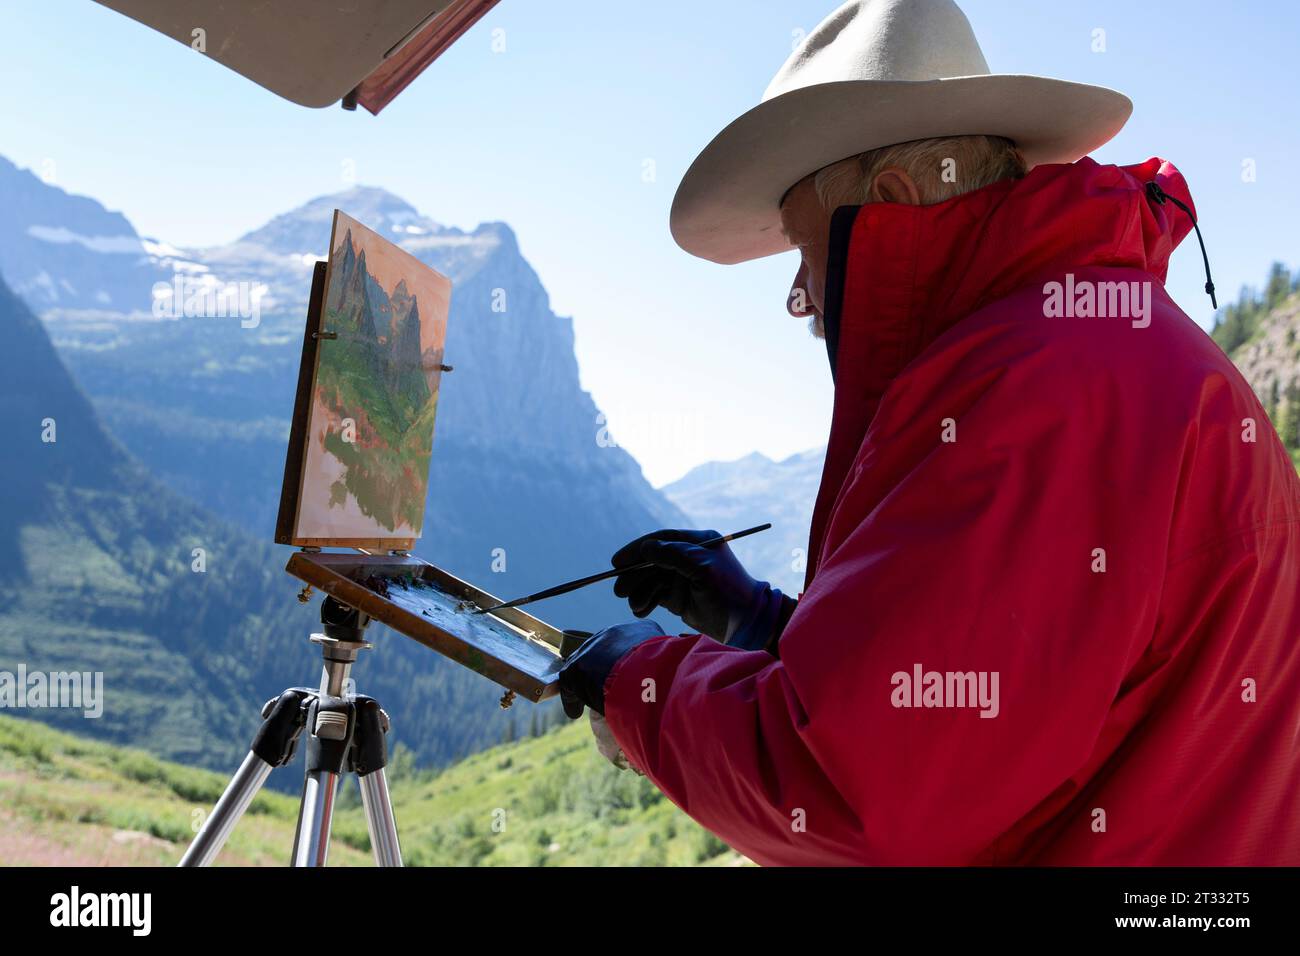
left=286, top=210, right=451, bottom=547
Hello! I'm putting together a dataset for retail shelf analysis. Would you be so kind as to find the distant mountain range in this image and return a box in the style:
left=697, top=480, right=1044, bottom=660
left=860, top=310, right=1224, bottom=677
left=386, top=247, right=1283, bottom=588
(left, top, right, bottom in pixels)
left=0, top=157, right=173, bottom=316
left=33, top=182, right=685, bottom=550
left=0, top=156, right=687, bottom=774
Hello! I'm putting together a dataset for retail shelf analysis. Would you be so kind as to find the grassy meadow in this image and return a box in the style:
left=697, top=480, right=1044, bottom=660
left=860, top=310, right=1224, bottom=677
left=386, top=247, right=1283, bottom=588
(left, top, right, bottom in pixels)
left=0, top=712, right=743, bottom=867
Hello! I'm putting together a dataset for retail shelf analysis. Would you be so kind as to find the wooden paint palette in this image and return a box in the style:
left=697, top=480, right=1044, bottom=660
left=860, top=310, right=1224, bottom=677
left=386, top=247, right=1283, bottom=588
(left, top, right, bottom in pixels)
left=286, top=551, right=563, bottom=701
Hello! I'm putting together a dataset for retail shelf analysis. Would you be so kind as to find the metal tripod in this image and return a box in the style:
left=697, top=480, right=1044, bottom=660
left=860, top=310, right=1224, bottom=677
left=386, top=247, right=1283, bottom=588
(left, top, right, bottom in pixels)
left=179, top=596, right=403, bottom=867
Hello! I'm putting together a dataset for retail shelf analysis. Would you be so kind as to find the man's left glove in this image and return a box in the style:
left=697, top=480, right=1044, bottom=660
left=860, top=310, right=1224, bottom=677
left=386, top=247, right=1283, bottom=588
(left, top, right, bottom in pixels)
left=558, top=619, right=665, bottom=718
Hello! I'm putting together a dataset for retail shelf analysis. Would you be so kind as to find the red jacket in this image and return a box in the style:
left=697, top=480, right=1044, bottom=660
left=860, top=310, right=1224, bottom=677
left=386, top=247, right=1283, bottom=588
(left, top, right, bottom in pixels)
left=605, top=157, right=1300, bottom=865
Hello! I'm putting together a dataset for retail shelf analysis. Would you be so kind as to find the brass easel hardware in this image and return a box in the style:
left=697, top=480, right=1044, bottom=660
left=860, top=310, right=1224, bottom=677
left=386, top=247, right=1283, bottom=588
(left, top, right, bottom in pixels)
left=297, top=584, right=314, bottom=604
left=499, top=690, right=516, bottom=710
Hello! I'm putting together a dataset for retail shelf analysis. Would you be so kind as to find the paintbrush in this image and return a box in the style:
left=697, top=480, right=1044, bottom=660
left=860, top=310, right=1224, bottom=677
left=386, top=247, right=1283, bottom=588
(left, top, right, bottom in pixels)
left=472, top=523, right=772, bottom=615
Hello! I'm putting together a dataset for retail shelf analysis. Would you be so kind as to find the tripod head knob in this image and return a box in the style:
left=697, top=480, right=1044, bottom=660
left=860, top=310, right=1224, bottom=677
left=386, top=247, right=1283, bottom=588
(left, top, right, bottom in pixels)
left=320, top=595, right=372, bottom=643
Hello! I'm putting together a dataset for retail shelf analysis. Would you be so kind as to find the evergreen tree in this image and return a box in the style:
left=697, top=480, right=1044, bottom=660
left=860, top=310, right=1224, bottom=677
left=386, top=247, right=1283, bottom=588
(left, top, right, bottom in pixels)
left=1278, top=382, right=1300, bottom=451
left=1265, top=262, right=1292, bottom=310
left=1266, top=379, right=1281, bottom=425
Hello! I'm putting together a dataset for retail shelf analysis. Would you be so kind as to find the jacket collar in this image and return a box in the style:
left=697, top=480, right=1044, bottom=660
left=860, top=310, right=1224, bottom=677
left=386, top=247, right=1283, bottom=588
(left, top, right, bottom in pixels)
left=805, top=157, right=1196, bottom=587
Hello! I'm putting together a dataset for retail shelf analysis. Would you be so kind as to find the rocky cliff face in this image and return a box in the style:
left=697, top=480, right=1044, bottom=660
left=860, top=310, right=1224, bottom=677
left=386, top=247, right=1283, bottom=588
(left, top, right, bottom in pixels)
left=1230, top=291, right=1300, bottom=448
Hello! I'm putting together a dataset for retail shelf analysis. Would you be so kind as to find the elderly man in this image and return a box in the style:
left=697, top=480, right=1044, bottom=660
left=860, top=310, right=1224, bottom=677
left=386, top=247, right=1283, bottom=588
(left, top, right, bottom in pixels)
left=558, top=0, right=1300, bottom=865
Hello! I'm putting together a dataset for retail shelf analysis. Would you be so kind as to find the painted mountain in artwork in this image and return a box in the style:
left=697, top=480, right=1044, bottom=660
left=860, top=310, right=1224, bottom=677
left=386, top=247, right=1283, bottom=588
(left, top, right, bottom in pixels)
left=299, top=213, right=450, bottom=540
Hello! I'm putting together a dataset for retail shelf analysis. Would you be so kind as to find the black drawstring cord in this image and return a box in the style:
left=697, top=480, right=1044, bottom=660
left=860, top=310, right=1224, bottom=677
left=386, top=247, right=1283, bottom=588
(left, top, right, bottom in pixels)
left=1146, top=181, right=1217, bottom=308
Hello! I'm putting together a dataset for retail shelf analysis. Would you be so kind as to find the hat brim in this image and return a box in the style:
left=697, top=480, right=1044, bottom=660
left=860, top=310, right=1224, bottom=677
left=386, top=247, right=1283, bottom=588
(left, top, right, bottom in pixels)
left=670, top=74, right=1133, bottom=264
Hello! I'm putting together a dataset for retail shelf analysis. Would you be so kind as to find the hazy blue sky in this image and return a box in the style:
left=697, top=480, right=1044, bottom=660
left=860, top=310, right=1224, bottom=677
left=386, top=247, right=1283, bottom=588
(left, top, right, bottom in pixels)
left=4, top=1, right=1298, bottom=485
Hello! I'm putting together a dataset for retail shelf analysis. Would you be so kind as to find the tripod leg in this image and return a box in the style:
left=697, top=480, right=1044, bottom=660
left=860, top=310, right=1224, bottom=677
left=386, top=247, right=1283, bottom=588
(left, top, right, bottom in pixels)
left=359, top=769, right=403, bottom=866
left=350, top=695, right=403, bottom=866
left=179, top=753, right=273, bottom=867
left=178, top=689, right=311, bottom=867
left=292, top=768, right=341, bottom=866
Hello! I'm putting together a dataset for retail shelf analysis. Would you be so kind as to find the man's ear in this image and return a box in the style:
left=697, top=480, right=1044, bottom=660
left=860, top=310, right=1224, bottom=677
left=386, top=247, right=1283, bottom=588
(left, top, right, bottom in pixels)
left=869, top=167, right=922, bottom=206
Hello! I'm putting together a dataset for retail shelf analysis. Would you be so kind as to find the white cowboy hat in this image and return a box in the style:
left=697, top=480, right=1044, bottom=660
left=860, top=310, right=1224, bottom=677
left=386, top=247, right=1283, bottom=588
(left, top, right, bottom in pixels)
left=670, top=0, right=1132, bottom=264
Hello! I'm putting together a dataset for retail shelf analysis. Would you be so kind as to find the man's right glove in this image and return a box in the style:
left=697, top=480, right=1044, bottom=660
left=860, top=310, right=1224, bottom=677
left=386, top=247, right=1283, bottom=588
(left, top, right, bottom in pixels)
left=610, top=528, right=796, bottom=653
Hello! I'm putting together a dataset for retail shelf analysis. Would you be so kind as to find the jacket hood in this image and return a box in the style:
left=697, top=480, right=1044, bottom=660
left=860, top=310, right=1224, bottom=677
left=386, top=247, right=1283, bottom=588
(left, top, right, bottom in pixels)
left=809, top=157, right=1200, bottom=586
left=823, top=156, right=1197, bottom=383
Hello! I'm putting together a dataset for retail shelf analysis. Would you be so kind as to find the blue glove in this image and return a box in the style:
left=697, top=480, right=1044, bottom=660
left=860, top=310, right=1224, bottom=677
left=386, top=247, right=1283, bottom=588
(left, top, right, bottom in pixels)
left=611, top=529, right=796, bottom=652
left=558, top=620, right=665, bottom=718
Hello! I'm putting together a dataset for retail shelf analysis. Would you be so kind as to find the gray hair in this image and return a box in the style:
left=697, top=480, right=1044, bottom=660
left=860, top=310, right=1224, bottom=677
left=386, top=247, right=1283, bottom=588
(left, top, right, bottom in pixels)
left=813, top=134, right=1026, bottom=209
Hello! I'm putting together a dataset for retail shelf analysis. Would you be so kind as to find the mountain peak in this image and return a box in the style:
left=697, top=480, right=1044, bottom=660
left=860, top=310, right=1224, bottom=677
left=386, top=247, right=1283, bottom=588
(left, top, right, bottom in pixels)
left=323, top=185, right=424, bottom=230
left=234, top=184, right=443, bottom=255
